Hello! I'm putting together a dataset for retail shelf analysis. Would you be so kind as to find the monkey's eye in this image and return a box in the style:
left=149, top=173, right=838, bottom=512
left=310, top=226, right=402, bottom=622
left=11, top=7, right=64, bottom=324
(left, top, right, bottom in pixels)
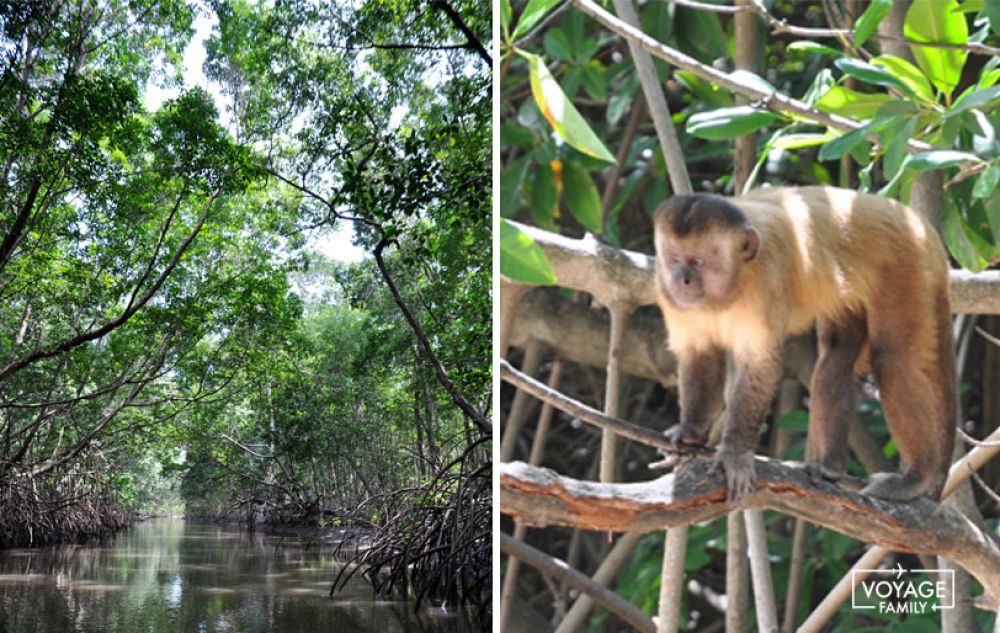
left=669, top=254, right=680, bottom=264
left=690, top=258, right=705, bottom=269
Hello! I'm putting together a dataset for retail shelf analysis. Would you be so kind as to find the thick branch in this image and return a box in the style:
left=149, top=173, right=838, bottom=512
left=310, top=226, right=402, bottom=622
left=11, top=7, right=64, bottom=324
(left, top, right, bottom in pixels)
left=507, top=287, right=678, bottom=384
left=506, top=221, right=1000, bottom=314
left=500, top=460, right=1000, bottom=608
left=432, top=0, right=491, bottom=67
left=375, top=239, right=490, bottom=436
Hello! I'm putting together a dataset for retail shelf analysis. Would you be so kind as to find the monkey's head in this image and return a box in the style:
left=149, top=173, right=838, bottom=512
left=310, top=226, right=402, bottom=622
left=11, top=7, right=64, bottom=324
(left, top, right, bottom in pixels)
left=653, top=194, right=760, bottom=309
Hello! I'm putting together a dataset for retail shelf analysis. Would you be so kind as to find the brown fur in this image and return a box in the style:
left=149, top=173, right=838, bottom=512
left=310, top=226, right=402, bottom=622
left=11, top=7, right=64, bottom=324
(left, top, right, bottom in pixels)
left=654, top=186, right=955, bottom=502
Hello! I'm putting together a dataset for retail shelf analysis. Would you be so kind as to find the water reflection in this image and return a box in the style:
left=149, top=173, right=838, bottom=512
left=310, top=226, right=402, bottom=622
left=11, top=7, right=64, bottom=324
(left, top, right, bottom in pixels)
left=0, top=519, right=473, bottom=633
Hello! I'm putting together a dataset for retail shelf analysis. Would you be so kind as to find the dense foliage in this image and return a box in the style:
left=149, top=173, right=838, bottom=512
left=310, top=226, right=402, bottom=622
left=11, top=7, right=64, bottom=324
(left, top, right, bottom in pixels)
left=0, top=0, right=490, bottom=616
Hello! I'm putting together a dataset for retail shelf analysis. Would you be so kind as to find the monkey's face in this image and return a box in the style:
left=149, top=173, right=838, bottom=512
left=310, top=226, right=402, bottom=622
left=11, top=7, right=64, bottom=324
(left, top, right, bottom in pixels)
left=653, top=195, right=760, bottom=310
left=656, top=233, right=751, bottom=309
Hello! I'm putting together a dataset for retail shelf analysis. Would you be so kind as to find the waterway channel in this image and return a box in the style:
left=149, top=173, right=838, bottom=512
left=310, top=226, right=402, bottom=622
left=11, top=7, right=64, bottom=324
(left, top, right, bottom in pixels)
left=0, top=518, right=474, bottom=632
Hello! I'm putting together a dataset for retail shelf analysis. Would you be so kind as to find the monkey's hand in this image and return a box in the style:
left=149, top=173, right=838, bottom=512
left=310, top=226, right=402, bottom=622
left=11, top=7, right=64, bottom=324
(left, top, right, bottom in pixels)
left=662, top=423, right=708, bottom=448
left=710, top=448, right=757, bottom=503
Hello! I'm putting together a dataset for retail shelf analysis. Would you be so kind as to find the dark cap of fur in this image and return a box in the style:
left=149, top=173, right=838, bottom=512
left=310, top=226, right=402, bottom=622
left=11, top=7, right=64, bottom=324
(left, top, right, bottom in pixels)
left=655, top=194, right=749, bottom=237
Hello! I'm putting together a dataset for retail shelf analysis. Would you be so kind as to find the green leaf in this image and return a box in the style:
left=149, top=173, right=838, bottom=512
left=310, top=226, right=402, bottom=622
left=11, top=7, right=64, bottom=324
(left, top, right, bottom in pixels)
left=770, top=133, right=835, bottom=150
left=576, top=37, right=598, bottom=63
left=512, top=0, right=563, bottom=41
left=882, top=117, right=918, bottom=179
left=543, top=28, right=572, bottom=61
left=778, top=410, right=809, bottom=432
left=873, top=100, right=921, bottom=121
left=986, top=191, right=1000, bottom=244
left=499, top=220, right=558, bottom=284
left=530, top=162, right=559, bottom=228
left=961, top=196, right=999, bottom=259
left=686, top=106, right=780, bottom=140
left=943, top=202, right=984, bottom=270
left=675, top=70, right=733, bottom=108
left=985, top=0, right=1000, bottom=36
left=607, top=90, right=631, bottom=126
left=855, top=0, right=893, bottom=46
left=675, top=7, right=727, bottom=62
left=580, top=61, right=607, bottom=102
left=787, top=40, right=842, bottom=56
left=906, top=150, right=981, bottom=171
left=501, top=0, right=512, bottom=39
left=728, top=70, right=776, bottom=95
left=818, top=125, right=872, bottom=162
left=977, top=56, right=1000, bottom=89
left=870, top=55, right=935, bottom=103
left=973, top=163, right=1000, bottom=198
left=685, top=547, right=711, bottom=572
left=816, top=85, right=891, bottom=119
left=640, top=0, right=672, bottom=43
left=499, top=155, right=530, bottom=218
left=499, top=122, right=535, bottom=149
left=949, top=85, right=1000, bottom=116
left=834, top=58, right=913, bottom=95
left=562, top=162, right=603, bottom=234
left=802, top=69, right=835, bottom=106
left=523, top=51, right=616, bottom=163
left=904, top=0, right=969, bottom=97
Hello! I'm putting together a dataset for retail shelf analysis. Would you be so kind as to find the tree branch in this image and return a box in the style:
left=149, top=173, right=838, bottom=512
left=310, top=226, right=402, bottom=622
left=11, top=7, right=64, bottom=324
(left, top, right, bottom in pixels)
left=500, top=357, right=709, bottom=456
left=431, top=0, right=491, bottom=67
left=499, top=459, right=1000, bottom=609
left=375, top=238, right=490, bottom=437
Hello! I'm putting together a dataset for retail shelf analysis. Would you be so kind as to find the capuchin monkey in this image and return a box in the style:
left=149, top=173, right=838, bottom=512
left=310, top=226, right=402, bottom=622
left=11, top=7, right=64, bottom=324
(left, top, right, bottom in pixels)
left=654, top=186, right=956, bottom=503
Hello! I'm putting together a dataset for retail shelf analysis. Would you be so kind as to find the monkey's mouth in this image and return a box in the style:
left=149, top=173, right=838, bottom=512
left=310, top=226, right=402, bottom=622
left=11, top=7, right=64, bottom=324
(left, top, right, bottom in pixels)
left=670, top=285, right=706, bottom=307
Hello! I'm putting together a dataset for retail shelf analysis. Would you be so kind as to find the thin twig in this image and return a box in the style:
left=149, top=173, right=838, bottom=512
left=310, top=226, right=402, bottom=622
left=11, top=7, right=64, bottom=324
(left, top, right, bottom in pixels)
left=958, top=426, right=1000, bottom=448
left=977, top=325, right=1000, bottom=348
left=744, top=0, right=1000, bottom=56
left=970, top=469, right=1000, bottom=508
left=499, top=358, right=713, bottom=456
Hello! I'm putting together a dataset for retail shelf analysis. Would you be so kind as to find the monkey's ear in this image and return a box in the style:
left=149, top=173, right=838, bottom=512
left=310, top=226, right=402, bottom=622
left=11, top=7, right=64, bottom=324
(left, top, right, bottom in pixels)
left=741, top=227, right=760, bottom=262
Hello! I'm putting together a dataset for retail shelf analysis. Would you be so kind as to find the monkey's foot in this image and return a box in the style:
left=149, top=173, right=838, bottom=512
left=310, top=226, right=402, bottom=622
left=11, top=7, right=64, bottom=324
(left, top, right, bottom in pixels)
left=804, top=462, right=845, bottom=487
left=662, top=423, right=708, bottom=448
left=710, top=450, right=756, bottom=503
left=862, top=471, right=940, bottom=501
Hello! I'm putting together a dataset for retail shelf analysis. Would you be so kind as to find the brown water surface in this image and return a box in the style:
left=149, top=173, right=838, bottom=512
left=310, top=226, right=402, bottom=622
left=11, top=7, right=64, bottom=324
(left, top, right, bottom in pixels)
left=0, top=519, right=473, bottom=632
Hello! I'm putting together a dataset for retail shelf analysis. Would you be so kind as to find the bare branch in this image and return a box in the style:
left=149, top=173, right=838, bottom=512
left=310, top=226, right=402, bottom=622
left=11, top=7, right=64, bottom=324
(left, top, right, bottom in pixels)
left=499, top=358, right=710, bottom=456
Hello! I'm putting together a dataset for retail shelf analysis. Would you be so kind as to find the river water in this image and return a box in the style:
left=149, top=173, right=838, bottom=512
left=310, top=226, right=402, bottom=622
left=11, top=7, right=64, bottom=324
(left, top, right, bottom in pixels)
left=0, top=519, right=475, bottom=633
